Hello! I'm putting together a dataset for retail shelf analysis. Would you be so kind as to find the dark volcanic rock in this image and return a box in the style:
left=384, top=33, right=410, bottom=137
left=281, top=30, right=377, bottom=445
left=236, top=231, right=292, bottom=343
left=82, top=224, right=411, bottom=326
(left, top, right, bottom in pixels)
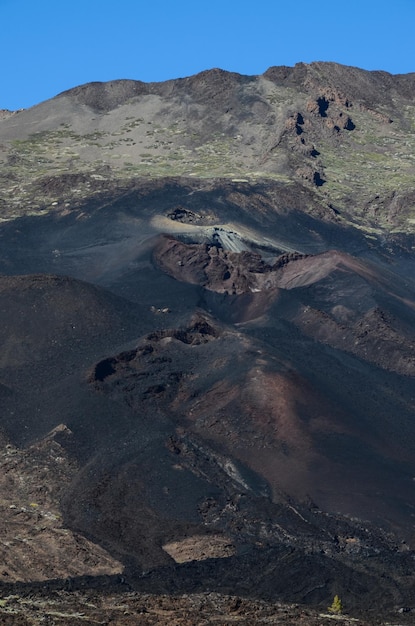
left=57, top=79, right=150, bottom=112
left=1, top=62, right=415, bottom=618
left=153, top=235, right=276, bottom=294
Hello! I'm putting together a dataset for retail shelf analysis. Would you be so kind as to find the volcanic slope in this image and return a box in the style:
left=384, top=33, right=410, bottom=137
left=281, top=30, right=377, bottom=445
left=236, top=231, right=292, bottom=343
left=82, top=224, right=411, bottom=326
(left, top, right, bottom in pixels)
left=1, top=61, right=415, bottom=233
left=1, top=63, right=415, bottom=617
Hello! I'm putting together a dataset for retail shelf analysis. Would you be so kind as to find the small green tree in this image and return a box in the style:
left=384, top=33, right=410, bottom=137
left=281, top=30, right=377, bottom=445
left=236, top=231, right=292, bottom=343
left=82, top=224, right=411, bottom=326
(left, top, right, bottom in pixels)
left=328, top=595, right=343, bottom=614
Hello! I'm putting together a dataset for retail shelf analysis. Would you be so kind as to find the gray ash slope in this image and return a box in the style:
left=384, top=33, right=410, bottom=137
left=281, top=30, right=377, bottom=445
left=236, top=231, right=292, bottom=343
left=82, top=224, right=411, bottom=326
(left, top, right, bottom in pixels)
left=1, top=63, right=415, bottom=615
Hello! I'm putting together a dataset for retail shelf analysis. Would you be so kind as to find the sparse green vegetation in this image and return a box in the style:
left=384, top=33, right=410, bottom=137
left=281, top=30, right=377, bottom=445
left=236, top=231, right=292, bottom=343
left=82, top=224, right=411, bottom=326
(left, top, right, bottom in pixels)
left=328, top=595, right=343, bottom=615
left=1, top=68, right=415, bottom=234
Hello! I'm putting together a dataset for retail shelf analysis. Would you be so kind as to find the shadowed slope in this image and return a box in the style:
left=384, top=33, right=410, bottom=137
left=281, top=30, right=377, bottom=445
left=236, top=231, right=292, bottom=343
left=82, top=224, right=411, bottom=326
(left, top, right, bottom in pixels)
left=1, top=63, right=415, bottom=613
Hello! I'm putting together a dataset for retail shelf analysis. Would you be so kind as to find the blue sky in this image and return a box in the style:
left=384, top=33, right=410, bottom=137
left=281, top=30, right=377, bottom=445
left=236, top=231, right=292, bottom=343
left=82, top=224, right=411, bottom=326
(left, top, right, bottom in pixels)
left=1, top=0, right=414, bottom=110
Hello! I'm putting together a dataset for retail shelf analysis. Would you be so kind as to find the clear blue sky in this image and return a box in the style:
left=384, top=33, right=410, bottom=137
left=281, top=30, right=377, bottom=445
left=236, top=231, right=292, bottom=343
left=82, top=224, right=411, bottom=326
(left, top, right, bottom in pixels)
left=1, top=0, right=414, bottom=110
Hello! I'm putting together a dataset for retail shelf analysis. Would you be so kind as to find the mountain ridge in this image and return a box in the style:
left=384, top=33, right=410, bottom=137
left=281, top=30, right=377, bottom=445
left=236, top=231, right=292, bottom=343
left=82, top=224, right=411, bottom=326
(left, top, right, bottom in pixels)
left=2, top=62, right=415, bottom=237
left=36, top=62, right=415, bottom=111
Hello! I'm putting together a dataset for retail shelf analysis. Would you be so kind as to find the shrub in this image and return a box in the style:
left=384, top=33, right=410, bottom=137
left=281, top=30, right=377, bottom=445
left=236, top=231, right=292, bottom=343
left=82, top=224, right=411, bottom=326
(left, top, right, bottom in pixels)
left=328, top=595, right=343, bottom=614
